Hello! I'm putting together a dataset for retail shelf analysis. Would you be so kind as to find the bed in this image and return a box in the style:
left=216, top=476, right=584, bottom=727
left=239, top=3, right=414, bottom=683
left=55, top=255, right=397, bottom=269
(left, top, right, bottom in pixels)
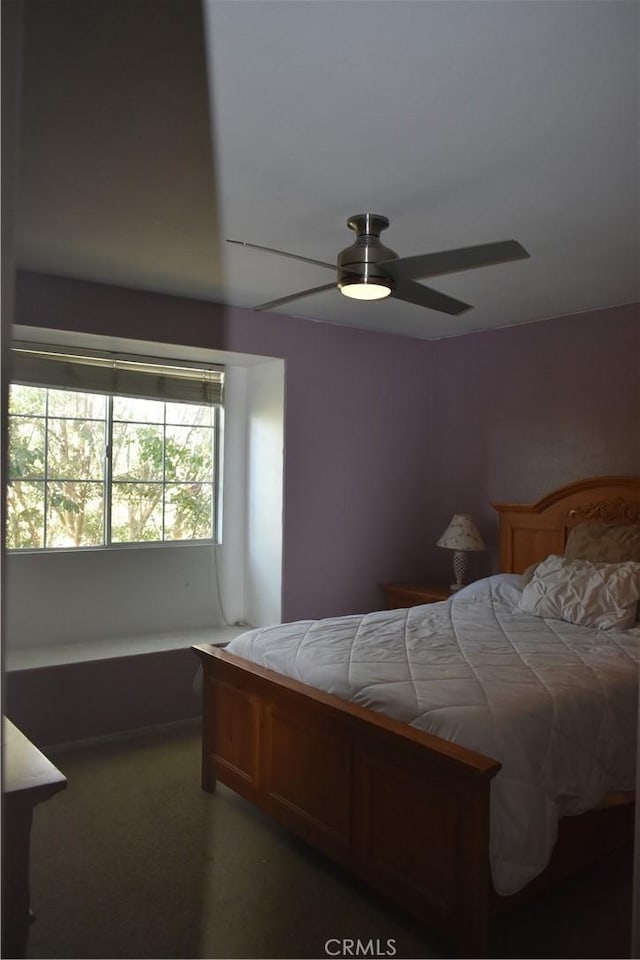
left=193, top=476, right=640, bottom=957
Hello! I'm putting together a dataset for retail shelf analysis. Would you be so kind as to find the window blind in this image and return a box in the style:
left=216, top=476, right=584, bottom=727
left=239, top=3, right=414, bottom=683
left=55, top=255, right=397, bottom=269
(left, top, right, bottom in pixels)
left=11, top=343, right=224, bottom=406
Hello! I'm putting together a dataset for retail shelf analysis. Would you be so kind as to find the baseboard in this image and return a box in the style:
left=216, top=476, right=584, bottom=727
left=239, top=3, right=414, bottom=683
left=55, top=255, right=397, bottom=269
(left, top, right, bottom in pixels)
left=47, top=716, right=202, bottom=754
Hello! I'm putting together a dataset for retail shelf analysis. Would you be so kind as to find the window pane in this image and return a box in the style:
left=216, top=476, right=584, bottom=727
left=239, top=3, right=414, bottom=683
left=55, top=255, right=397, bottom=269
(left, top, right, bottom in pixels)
left=6, top=481, right=45, bottom=548
left=165, top=401, right=214, bottom=427
left=46, top=482, right=105, bottom=547
left=9, top=384, right=46, bottom=416
left=113, top=396, right=164, bottom=423
left=47, top=389, right=106, bottom=419
left=165, top=425, right=214, bottom=482
left=111, top=482, right=163, bottom=542
left=8, top=418, right=46, bottom=478
left=112, top=423, right=164, bottom=481
left=6, top=370, right=221, bottom=550
left=48, top=418, right=106, bottom=480
left=164, top=483, right=213, bottom=540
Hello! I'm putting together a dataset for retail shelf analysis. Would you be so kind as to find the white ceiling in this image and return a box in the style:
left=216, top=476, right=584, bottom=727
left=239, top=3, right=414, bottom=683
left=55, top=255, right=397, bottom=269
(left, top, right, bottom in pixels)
left=16, top=0, right=639, bottom=341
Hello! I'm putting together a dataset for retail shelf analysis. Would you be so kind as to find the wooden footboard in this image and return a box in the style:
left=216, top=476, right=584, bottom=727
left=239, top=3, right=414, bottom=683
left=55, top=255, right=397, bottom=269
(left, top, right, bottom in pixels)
left=193, top=644, right=501, bottom=958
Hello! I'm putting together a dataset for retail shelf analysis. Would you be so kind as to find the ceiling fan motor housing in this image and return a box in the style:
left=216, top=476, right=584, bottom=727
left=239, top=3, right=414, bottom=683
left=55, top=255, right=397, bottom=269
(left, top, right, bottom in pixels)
left=337, top=214, right=397, bottom=290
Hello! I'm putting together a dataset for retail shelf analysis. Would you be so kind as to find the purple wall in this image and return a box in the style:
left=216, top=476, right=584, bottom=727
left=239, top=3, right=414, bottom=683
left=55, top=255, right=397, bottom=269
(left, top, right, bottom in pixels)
left=425, top=304, right=640, bottom=583
left=7, top=648, right=199, bottom=745
left=14, top=272, right=640, bottom=616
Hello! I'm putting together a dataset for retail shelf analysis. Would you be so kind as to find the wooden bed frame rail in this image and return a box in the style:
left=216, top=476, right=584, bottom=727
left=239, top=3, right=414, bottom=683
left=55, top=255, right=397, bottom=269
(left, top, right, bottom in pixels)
left=194, top=477, right=639, bottom=957
left=193, top=646, right=501, bottom=957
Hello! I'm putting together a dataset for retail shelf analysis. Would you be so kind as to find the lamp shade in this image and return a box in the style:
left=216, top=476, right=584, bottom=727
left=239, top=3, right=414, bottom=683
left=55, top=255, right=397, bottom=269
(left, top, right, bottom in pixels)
left=436, top=513, right=485, bottom=552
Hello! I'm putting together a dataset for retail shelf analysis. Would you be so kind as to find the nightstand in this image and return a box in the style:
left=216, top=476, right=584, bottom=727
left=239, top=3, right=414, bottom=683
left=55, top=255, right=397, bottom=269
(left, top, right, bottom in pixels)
left=380, top=582, right=451, bottom=610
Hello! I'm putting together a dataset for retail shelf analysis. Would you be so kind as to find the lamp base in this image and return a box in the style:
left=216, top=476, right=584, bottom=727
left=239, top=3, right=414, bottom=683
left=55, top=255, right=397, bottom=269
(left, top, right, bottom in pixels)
left=451, top=550, right=468, bottom=592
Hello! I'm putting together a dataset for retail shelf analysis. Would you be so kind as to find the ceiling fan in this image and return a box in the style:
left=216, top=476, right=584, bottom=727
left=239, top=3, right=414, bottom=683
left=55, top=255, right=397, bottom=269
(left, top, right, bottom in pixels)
left=228, top=214, right=530, bottom=316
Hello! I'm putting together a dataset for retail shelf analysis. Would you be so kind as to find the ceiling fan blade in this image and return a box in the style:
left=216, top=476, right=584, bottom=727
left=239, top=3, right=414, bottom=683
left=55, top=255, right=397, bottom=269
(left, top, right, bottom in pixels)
left=383, top=240, right=529, bottom=282
left=254, top=282, right=338, bottom=312
left=227, top=239, right=335, bottom=271
left=392, top=279, right=472, bottom=315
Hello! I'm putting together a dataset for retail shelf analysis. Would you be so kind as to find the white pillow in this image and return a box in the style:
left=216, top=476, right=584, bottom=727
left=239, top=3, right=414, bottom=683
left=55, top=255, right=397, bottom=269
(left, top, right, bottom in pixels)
left=517, top=554, right=640, bottom=630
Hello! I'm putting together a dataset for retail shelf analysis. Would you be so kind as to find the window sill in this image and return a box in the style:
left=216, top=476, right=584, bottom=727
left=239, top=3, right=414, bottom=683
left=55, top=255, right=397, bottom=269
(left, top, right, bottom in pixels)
left=5, top=626, right=249, bottom=672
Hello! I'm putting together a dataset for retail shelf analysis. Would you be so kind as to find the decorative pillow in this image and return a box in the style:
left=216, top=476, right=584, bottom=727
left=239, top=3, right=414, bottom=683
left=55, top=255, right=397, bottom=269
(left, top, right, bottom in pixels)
left=521, top=562, right=539, bottom=586
left=517, top=554, right=640, bottom=630
left=565, top=522, right=640, bottom=564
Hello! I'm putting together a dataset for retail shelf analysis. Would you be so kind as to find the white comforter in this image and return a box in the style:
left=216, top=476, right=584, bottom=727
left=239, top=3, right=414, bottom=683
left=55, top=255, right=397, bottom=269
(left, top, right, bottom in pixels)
left=226, top=574, right=639, bottom=895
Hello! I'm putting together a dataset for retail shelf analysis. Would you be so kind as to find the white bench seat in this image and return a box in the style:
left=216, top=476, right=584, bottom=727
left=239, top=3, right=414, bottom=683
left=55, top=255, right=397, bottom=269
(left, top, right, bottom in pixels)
left=5, top=625, right=247, bottom=672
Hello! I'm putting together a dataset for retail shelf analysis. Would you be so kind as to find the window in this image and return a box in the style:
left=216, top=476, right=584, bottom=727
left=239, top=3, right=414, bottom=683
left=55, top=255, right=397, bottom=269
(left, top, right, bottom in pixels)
left=7, top=344, right=224, bottom=550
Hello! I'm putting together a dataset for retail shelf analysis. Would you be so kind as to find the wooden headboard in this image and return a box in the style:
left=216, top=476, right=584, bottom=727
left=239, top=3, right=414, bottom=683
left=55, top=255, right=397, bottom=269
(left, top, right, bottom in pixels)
left=493, top=476, right=640, bottom=574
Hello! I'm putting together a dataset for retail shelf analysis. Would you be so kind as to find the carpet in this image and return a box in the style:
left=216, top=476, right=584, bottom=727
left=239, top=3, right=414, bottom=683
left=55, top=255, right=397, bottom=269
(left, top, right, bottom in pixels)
left=26, top=722, right=633, bottom=959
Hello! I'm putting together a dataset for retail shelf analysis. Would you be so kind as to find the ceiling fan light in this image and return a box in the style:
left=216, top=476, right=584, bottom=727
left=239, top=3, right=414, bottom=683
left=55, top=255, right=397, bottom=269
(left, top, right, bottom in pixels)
left=338, top=280, right=392, bottom=301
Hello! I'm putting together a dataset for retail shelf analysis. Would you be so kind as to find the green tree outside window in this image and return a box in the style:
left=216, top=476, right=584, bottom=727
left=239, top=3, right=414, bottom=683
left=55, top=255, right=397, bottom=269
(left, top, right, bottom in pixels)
left=7, top=385, right=218, bottom=549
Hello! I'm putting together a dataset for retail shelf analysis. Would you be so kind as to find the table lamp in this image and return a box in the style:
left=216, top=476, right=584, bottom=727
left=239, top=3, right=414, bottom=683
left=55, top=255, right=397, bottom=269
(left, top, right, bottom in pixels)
left=436, top=513, right=486, bottom=591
